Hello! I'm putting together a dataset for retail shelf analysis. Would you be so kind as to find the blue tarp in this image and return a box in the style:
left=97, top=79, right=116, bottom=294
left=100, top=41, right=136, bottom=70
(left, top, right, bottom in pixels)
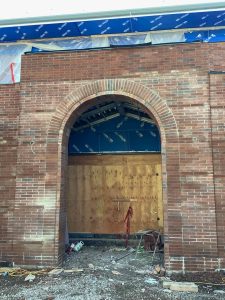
left=68, top=116, right=161, bottom=154
left=1, top=9, right=225, bottom=42
left=184, top=29, right=225, bottom=43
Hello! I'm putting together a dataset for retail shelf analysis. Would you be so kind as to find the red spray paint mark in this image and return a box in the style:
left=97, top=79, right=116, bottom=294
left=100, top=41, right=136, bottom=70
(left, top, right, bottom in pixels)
left=10, top=63, right=15, bottom=83
left=124, top=206, right=133, bottom=248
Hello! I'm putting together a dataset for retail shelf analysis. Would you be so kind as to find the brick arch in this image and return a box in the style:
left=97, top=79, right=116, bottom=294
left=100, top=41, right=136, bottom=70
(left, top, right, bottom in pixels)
left=48, top=79, right=178, bottom=146
left=46, top=79, right=181, bottom=269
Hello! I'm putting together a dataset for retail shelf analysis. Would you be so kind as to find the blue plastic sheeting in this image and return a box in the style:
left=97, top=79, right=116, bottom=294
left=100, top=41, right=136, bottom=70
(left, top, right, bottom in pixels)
left=68, top=116, right=161, bottom=154
left=77, top=18, right=132, bottom=36
left=0, top=23, right=80, bottom=42
left=184, top=29, right=225, bottom=43
left=132, top=10, right=225, bottom=32
left=1, top=10, right=225, bottom=42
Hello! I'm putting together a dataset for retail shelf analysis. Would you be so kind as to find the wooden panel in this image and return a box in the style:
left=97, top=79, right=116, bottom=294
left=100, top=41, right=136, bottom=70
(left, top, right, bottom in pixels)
left=67, top=154, right=163, bottom=234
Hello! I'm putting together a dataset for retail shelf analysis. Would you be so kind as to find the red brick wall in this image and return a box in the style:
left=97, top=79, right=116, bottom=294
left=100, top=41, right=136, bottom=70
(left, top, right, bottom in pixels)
left=210, top=73, right=225, bottom=269
left=1, top=42, right=225, bottom=271
left=0, top=84, right=20, bottom=260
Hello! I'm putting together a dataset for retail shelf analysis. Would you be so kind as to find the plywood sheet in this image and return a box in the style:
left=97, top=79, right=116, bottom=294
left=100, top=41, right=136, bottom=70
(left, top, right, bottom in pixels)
left=67, top=154, right=163, bottom=234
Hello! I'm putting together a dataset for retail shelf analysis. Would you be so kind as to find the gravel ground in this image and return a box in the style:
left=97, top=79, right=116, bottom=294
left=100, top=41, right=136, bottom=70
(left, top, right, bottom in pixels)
left=0, top=246, right=225, bottom=300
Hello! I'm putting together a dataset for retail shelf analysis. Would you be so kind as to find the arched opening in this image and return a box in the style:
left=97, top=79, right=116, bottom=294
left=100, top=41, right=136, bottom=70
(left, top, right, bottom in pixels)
left=65, top=94, right=164, bottom=256
left=47, top=79, right=180, bottom=270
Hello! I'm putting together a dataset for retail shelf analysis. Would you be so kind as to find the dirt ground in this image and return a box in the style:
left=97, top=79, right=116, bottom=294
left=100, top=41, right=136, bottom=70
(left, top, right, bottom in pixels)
left=0, top=245, right=225, bottom=300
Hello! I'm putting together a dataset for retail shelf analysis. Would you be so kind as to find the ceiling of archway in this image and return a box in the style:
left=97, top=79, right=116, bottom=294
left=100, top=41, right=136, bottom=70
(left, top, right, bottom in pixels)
left=69, top=97, right=161, bottom=154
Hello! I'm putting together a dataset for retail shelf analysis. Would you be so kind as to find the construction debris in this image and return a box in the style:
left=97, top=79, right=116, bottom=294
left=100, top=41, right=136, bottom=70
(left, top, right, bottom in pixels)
left=169, top=282, right=198, bottom=292
left=24, top=273, right=36, bottom=282
left=88, top=263, right=94, bottom=269
left=2, top=246, right=225, bottom=299
left=65, top=243, right=76, bottom=254
left=143, top=230, right=163, bottom=251
left=135, top=269, right=150, bottom=275
left=63, top=268, right=84, bottom=273
left=74, top=241, right=84, bottom=252
left=161, top=279, right=198, bottom=292
left=0, top=261, right=13, bottom=267
left=112, top=270, right=122, bottom=275
left=144, top=278, right=158, bottom=285
left=0, top=267, right=48, bottom=277
left=214, top=290, right=225, bottom=294
left=48, top=268, right=64, bottom=276
left=161, top=279, right=173, bottom=289
left=108, top=247, right=127, bottom=252
left=113, top=247, right=135, bottom=262
left=153, top=264, right=166, bottom=276
left=154, top=265, right=161, bottom=273
left=66, top=241, right=85, bottom=254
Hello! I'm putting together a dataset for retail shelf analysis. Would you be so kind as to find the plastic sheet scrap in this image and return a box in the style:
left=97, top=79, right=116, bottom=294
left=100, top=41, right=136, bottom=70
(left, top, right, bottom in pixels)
left=0, top=44, right=31, bottom=84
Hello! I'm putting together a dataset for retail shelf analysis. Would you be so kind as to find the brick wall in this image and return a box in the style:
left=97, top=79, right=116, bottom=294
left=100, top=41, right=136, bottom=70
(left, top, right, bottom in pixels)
left=0, top=42, right=225, bottom=271
left=210, top=73, right=225, bottom=269
left=0, top=84, right=20, bottom=260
